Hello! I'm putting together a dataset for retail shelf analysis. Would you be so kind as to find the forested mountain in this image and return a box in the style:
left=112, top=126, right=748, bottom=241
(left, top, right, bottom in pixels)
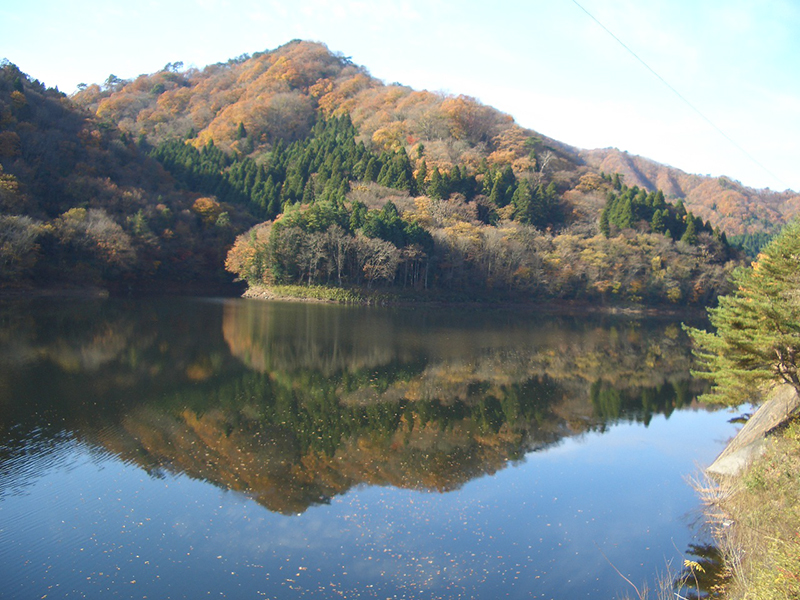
left=1, top=40, right=792, bottom=300
left=0, top=60, right=255, bottom=290
left=71, top=40, right=797, bottom=238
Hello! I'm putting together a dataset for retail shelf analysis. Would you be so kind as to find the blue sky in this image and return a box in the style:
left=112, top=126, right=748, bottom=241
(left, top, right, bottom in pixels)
left=2, top=0, right=799, bottom=192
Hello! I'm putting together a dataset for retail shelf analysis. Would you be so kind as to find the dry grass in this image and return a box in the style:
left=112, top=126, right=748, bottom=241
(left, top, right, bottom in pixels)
left=612, top=559, right=707, bottom=600
left=697, top=417, right=800, bottom=599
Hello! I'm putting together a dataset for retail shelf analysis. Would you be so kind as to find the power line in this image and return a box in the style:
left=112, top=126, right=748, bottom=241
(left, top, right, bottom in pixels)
left=570, top=0, right=789, bottom=189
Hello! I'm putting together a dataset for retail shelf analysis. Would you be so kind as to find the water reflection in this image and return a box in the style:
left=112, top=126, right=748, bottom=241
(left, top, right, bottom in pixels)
left=681, top=543, right=727, bottom=598
left=0, top=298, right=708, bottom=517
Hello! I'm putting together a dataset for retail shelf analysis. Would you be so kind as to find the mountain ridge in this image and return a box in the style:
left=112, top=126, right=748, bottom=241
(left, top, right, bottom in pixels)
left=579, top=147, right=800, bottom=236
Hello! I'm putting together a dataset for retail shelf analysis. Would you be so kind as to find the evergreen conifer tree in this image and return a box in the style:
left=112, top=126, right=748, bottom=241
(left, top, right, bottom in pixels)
left=450, top=166, right=463, bottom=196
left=376, top=162, right=392, bottom=187
left=511, top=180, right=533, bottom=224
left=302, top=179, right=315, bottom=204
left=680, top=216, right=698, bottom=245
left=489, top=177, right=504, bottom=207
left=267, top=195, right=281, bottom=220
left=364, top=157, right=379, bottom=182
left=429, top=168, right=445, bottom=199
left=415, top=160, right=428, bottom=195
left=349, top=201, right=367, bottom=231
left=613, top=197, right=633, bottom=229
left=650, top=209, right=667, bottom=234
left=545, top=181, right=558, bottom=201
left=599, top=209, right=611, bottom=238
left=686, top=221, right=800, bottom=405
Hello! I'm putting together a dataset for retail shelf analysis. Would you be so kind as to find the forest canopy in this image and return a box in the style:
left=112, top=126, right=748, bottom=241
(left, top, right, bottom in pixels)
left=0, top=42, right=757, bottom=302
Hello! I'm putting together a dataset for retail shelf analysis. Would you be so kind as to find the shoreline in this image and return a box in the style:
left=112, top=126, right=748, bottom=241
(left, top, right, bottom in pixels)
left=0, top=282, right=710, bottom=322
left=0, top=284, right=111, bottom=300
left=699, top=386, right=800, bottom=598
left=241, top=283, right=709, bottom=318
left=0, top=280, right=246, bottom=301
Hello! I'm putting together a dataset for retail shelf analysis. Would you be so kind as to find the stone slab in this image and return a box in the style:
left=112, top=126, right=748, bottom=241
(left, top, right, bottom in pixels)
left=706, top=384, right=800, bottom=477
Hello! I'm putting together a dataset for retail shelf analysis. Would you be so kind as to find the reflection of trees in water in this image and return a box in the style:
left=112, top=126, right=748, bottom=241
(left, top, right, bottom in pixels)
left=222, top=300, right=702, bottom=409
left=0, top=299, right=237, bottom=407
left=590, top=379, right=696, bottom=426
left=0, top=298, right=241, bottom=484
left=221, top=301, right=417, bottom=376
left=97, top=370, right=569, bottom=514
left=0, top=300, right=135, bottom=371
left=0, top=299, right=709, bottom=515
left=98, top=362, right=699, bottom=515
left=678, top=542, right=727, bottom=599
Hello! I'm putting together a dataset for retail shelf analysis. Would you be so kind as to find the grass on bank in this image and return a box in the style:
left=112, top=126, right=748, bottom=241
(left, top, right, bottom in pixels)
left=701, top=416, right=800, bottom=599
left=242, top=283, right=517, bottom=306
left=242, top=283, right=692, bottom=312
left=245, top=284, right=370, bottom=303
left=270, top=284, right=368, bottom=303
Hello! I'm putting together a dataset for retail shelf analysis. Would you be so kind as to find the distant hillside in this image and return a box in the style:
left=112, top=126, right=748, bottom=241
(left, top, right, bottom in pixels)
left=580, top=148, right=800, bottom=236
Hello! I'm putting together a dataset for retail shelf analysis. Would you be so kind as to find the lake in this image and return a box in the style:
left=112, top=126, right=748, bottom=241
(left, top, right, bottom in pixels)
left=0, top=297, right=736, bottom=599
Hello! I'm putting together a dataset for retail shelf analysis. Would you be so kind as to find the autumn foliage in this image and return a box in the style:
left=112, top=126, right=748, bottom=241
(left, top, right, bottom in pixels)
left=1, top=40, right=779, bottom=299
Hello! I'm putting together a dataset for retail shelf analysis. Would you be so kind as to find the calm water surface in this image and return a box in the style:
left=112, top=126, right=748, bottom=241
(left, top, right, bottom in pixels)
left=0, top=298, right=737, bottom=599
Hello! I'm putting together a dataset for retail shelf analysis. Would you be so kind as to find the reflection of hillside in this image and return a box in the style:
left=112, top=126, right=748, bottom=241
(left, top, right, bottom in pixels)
left=0, top=300, right=133, bottom=372
left=0, top=299, right=237, bottom=390
left=221, top=301, right=419, bottom=375
left=0, top=299, right=242, bottom=440
left=85, top=373, right=573, bottom=515
left=81, top=364, right=700, bottom=515
left=223, top=301, right=698, bottom=401
left=1, top=299, right=709, bottom=516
